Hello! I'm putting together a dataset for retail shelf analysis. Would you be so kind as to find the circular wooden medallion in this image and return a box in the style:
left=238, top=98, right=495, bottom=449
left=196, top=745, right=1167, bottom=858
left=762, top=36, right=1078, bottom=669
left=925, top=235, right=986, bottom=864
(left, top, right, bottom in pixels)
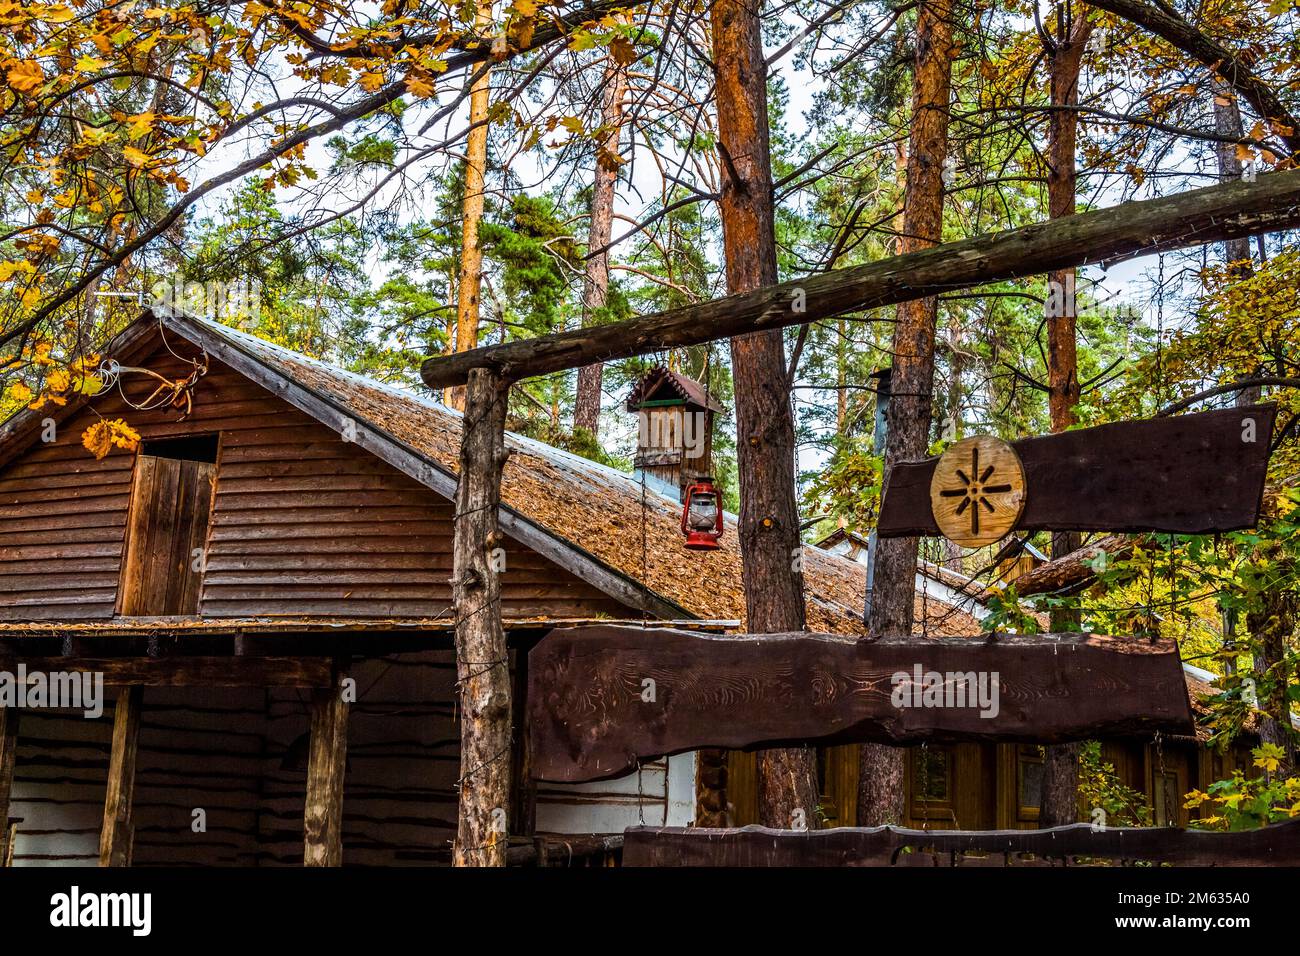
left=929, top=435, right=1026, bottom=548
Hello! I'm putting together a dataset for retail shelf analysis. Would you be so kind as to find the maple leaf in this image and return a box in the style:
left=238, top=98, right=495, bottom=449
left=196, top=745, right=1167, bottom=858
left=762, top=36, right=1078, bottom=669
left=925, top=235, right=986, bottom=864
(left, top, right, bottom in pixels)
left=81, top=419, right=141, bottom=460
left=405, top=71, right=434, bottom=98
left=123, top=145, right=152, bottom=167
left=75, top=55, right=111, bottom=72
left=358, top=71, right=386, bottom=92
left=6, top=60, right=45, bottom=93
left=609, top=36, right=638, bottom=66
left=127, top=111, right=157, bottom=140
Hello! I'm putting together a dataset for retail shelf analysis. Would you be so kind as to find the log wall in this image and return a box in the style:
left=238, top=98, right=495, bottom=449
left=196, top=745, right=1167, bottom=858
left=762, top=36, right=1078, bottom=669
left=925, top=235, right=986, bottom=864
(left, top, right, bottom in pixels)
left=0, top=335, right=629, bottom=621
left=6, top=651, right=695, bottom=866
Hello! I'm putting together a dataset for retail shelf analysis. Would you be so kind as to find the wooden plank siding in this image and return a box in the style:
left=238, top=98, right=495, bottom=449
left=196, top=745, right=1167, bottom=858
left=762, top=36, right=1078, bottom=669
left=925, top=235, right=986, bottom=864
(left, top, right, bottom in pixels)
left=0, top=335, right=630, bottom=622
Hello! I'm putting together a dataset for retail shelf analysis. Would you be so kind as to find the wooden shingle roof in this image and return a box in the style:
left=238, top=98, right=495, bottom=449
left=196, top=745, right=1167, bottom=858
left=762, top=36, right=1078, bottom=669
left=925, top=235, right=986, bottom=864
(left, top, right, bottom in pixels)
left=1, top=310, right=984, bottom=637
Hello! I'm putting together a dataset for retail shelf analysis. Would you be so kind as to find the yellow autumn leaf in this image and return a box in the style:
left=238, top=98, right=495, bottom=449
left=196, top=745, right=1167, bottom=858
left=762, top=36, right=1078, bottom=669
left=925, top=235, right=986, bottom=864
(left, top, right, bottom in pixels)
left=6, top=60, right=45, bottom=93
left=81, top=419, right=141, bottom=460
left=39, top=4, right=76, bottom=22
left=358, top=71, right=386, bottom=92
left=123, top=145, right=151, bottom=167
left=75, top=54, right=111, bottom=72
left=0, top=260, right=35, bottom=282
left=7, top=381, right=33, bottom=404
left=127, top=111, right=156, bottom=140
left=80, top=126, right=114, bottom=147
left=25, top=189, right=43, bottom=204
left=405, top=71, right=434, bottom=98
left=45, top=368, right=70, bottom=393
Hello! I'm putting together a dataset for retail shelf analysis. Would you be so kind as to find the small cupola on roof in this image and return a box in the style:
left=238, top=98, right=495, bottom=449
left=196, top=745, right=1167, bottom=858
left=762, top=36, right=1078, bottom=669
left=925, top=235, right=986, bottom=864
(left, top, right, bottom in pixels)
left=626, top=365, right=722, bottom=502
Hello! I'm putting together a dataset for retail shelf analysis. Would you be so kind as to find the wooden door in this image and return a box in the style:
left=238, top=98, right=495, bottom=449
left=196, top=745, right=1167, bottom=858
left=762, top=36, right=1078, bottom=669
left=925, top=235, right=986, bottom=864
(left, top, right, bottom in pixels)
left=117, top=454, right=216, bottom=616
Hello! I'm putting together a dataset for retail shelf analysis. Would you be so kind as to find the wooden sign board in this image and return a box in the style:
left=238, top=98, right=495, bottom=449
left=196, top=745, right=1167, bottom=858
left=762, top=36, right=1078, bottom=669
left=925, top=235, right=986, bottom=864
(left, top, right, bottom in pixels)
left=622, top=820, right=1300, bottom=867
left=527, top=625, right=1194, bottom=783
left=878, top=404, right=1277, bottom=538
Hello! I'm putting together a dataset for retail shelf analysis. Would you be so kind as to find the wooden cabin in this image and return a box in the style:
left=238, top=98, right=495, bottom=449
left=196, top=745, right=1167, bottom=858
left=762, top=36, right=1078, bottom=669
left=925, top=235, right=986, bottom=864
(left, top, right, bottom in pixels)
left=0, top=310, right=1252, bottom=866
left=0, top=309, right=991, bottom=866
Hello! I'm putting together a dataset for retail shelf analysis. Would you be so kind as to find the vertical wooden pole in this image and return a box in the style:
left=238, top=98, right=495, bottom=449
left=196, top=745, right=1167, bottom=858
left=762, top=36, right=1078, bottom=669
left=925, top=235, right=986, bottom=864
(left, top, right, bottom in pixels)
left=303, top=668, right=350, bottom=867
left=0, top=707, right=17, bottom=866
left=452, top=366, right=512, bottom=866
left=99, top=686, right=142, bottom=867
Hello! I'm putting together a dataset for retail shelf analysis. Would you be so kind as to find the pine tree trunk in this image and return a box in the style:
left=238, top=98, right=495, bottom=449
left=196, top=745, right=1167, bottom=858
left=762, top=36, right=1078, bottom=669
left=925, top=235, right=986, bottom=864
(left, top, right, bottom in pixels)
left=858, top=0, right=955, bottom=828
left=446, top=2, right=493, bottom=412
left=1039, top=9, right=1092, bottom=829
left=452, top=367, right=512, bottom=866
left=1247, top=573, right=1297, bottom=776
left=573, top=43, right=630, bottom=438
left=711, top=0, right=818, bottom=829
left=1213, top=80, right=1254, bottom=277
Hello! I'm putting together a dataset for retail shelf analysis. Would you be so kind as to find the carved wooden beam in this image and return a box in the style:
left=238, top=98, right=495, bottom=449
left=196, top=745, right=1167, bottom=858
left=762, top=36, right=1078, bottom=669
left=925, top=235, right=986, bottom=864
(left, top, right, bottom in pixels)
left=622, top=820, right=1300, bottom=867
left=527, top=625, right=1194, bottom=783
left=878, top=404, right=1276, bottom=538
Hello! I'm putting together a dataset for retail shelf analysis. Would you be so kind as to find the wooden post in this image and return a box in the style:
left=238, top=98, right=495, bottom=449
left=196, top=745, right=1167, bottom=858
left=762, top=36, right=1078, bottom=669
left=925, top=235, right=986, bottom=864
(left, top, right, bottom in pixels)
left=99, top=686, right=142, bottom=867
left=452, top=366, right=512, bottom=866
left=303, top=668, right=350, bottom=867
left=0, top=707, right=17, bottom=866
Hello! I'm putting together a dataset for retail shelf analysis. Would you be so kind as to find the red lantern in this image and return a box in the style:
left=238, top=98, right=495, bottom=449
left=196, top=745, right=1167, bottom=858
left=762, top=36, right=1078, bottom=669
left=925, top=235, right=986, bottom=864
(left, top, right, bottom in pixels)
left=681, top=478, right=723, bottom=551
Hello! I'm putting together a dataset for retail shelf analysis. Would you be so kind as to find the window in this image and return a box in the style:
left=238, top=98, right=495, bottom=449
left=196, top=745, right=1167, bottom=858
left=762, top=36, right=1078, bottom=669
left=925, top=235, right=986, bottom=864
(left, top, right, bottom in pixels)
left=910, top=746, right=954, bottom=820
left=116, top=434, right=219, bottom=616
left=139, top=434, right=219, bottom=463
left=1016, top=745, right=1044, bottom=822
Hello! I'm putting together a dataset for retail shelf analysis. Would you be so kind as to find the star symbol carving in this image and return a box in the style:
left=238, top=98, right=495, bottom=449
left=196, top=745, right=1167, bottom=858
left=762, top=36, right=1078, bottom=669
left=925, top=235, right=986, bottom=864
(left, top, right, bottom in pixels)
left=937, top=445, right=1014, bottom=537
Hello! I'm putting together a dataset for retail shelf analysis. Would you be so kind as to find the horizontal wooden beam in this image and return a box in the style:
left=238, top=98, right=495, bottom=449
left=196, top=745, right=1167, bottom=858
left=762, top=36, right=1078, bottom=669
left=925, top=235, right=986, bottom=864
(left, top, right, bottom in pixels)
left=421, top=170, right=1300, bottom=389
left=622, top=820, right=1300, bottom=867
left=0, top=656, right=334, bottom=687
left=527, top=625, right=1194, bottom=783
left=878, top=404, right=1276, bottom=537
